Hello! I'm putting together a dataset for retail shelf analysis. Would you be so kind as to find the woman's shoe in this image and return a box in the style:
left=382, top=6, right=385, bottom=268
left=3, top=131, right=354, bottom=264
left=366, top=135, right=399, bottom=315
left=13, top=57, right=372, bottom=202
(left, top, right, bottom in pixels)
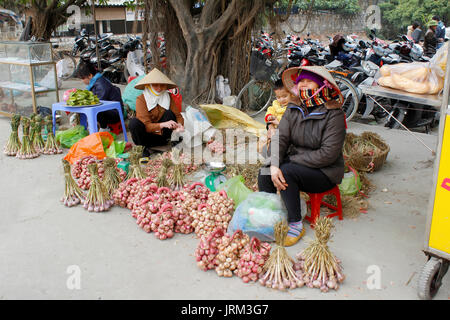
left=284, top=227, right=305, bottom=247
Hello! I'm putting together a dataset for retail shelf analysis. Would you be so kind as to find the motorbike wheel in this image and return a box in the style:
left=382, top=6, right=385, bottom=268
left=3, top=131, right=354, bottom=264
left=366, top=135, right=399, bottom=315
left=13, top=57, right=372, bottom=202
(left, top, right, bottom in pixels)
left=385, top=101, right=407, bottom=129
left=333, top=75, right=359, bottom=122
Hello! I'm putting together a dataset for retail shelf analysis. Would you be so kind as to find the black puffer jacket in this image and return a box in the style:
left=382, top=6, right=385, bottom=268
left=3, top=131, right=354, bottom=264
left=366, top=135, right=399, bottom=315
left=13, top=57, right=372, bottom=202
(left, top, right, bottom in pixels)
left=267, top=102, right=346, bottom=185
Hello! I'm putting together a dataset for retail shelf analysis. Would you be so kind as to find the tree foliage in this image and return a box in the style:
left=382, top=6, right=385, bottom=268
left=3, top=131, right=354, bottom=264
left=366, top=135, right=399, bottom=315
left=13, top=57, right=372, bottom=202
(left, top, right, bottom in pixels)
left=379, top=0, right=449, bottom=39
left=276, top=0, right=361, bottom=15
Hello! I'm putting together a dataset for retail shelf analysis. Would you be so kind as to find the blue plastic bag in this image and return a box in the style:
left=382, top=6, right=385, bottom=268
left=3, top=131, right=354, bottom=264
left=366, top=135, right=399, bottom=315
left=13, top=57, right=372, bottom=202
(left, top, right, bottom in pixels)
left=228, top=192, right=288, bottom=242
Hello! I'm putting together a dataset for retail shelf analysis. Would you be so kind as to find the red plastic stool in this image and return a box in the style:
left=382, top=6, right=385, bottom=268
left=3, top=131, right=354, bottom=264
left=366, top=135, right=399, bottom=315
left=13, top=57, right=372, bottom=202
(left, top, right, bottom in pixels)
left=304, top=185, right=343, bottom=228
left=108, top=121, right=123, bottom=135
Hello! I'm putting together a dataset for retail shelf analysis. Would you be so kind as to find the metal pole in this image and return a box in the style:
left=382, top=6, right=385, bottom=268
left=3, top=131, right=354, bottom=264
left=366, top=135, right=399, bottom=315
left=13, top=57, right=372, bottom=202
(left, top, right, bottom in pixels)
left=91, top=0, right=101, bottom=71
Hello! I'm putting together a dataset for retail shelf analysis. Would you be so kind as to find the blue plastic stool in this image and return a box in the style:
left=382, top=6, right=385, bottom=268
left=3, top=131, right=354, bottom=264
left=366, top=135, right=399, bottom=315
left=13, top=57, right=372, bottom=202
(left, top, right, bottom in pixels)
left=52, top=100, right=128, bottom=142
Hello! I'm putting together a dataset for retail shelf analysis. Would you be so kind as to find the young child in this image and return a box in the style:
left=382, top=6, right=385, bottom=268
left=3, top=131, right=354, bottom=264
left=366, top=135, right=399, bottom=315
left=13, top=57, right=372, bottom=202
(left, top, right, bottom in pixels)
left=265, top=79, right=294, bottom=140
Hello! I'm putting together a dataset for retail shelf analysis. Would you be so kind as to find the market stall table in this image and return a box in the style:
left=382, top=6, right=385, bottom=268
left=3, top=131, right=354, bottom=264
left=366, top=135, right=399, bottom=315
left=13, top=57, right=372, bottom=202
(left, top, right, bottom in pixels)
left=51, top=100, right=128, bottom=142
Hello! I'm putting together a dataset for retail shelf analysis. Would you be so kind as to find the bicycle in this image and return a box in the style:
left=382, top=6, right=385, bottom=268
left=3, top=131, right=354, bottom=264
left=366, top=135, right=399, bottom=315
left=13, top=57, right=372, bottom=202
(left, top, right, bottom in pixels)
left=234, top=50, right=288, bottom=118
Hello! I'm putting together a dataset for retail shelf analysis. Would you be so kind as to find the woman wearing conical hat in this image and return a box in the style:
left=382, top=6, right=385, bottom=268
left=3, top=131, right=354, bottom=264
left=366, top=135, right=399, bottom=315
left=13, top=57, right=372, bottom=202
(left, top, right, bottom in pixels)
left=128, top=68, right=184, bottom=155
left=258, top=66, right=346, bottom=247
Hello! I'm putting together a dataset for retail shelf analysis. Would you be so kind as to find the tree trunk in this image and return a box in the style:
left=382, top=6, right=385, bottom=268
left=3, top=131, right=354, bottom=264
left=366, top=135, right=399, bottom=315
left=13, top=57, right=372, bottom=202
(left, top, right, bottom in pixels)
left=145, top=0, right=277, bottom=106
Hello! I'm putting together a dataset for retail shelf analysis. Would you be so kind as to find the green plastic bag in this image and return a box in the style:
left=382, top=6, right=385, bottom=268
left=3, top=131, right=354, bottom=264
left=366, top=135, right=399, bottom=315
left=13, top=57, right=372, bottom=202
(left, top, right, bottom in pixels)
left=105, top=140, right=126, bottom=158
left=55, top=125, right=89, bottom=148
left=217, top=175, right=253, bottom=208
left=339, top=170, right=362, bottom=196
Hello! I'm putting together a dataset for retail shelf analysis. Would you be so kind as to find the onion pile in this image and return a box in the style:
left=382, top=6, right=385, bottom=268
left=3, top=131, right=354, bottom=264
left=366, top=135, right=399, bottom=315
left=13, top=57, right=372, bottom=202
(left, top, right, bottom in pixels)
left=150, top=203, right=176, bottom=240
left=83, top=163, right=114, bottom=212
left=236, top=237, right=271, bottom=283
left=3, top=114, right=21, bottom=156
left=258, top=221, right=304, bottom=290
left=207, top=140, right=224, bottom=154
left=16, top=117, right=39, bottom=159
left=31, top=115, right=45, bottom=153
left=191, top=190, right=233, bottom=238
left=293, top=217, right=345, bottom=292
left=76, top=158, right=105, bottom=190
left=215, top=230, right=250, bottom=277
left=61, top=159, right=85, bottom=207
left=113, top=178, right=140, bottom=207
left=42, top=116, right=62, bottom=155
left=195, top=227, right=225, bottom=271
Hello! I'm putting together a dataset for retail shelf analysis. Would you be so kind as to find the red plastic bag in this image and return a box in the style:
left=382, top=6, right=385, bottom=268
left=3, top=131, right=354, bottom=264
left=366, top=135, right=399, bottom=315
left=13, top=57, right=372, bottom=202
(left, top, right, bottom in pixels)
left=169, top=88, right=182, bottom=113
left=63, top=132, right=114, bottom=164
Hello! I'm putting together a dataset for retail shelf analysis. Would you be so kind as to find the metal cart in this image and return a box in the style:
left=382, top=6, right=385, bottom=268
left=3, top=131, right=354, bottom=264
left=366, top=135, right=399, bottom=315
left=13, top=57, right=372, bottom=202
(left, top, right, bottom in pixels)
left=361, top=44, right=450, bottom=299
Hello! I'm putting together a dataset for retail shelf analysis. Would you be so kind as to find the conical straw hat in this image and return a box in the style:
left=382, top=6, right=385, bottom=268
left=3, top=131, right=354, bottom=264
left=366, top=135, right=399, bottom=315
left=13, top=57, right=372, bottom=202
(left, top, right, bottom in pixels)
left=282, top=66, right=344, bottom=105
left=134, top=68, right=177, bottom=90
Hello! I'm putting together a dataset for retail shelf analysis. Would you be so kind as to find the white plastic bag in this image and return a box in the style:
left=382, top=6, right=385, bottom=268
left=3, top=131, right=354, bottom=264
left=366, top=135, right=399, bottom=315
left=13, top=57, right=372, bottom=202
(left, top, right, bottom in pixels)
left=215, top=75, right=231, bottom=102
left=181, top=106, right=217, bottom=147
left=126, top=50, right=145, bottom=77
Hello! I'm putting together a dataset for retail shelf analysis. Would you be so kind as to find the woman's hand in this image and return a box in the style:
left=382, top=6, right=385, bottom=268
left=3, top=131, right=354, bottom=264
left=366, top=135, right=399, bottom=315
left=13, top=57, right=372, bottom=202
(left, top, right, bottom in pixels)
left=160, top=120, right=178, bottom=130
left=270, top=165, right=288, bottom=191
left=174, top=123, right=184, bottom=132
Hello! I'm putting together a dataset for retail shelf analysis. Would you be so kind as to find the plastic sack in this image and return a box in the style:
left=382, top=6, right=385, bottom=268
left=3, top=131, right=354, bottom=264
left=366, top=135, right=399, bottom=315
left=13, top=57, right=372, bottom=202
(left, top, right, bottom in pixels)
left=228, top=192, right=288, bottom=242
left=338, top=170, right=362, bottom=196
left=377, top=43, right=447, bottom=95
left=63, top=132, right=114, bottom=164
left=199, top=104, right=266, bottom=137
left=217, top=175, right=253, bottom=208
left=122, top=75, right=144, bottom=111
left=181, top=106, right=217, bottom=148
left=55, top=125, right=89, bottom=148
left=105, top=140, right=126, bottom=158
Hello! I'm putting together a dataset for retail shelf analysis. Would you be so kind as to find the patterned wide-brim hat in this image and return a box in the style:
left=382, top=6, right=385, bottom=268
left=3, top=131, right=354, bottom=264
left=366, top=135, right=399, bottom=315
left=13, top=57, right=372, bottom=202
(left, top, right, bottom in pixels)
left=282, top=66, right=344, bottom=105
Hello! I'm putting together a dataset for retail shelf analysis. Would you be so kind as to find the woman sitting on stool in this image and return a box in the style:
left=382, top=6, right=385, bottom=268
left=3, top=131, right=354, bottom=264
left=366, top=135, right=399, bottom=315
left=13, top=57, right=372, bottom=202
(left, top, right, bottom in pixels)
left=258, top=66, right=346, bottom=247
left=129, top=68, right=184, bottom=156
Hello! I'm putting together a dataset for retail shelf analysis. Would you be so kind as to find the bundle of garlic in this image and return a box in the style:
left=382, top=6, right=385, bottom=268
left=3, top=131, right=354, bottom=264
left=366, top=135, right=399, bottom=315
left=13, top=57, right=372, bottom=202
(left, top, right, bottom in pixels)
left=215, top=230, right=250, bottom=278
left=236, top=237, right=271, bottom=283
left=42, top=115, right=62, bottom=155
left=157, top=158, right=172, bottom=188
left=258, top=221, right=304, bottom=290
left=195, top=227, right=225, bottom=271
left=294, top=217, right=345, bottom=292
left=126, top=146, right=146, bottom=180
left=102, top=157, right=122, bottom=195
left=83, top=163, right=114, bottom=212
left=61, top=159, right=85, bottom=207
left=31, top=115, right=45, bottom=153
left=3, top=114, right=21, bottom=156
left=16, top=117, right=40, bottom=159
left=169, top=148, right=185, bottom=190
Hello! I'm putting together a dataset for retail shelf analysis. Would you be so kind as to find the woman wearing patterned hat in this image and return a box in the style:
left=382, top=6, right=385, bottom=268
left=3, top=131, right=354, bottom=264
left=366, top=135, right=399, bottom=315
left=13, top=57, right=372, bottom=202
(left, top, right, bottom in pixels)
left=258, top=66, right=346, bottom=247
left=129, top=68, right=184, bottom=156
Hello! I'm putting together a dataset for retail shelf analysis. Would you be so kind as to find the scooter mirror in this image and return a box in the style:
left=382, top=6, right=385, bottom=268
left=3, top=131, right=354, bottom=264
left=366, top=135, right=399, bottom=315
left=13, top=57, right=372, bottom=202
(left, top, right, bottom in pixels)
left=359, top=40, right=366, bottom=48
left=401, top=35, right=408, bottom=41
left=369, top=34, right=374, bottom=40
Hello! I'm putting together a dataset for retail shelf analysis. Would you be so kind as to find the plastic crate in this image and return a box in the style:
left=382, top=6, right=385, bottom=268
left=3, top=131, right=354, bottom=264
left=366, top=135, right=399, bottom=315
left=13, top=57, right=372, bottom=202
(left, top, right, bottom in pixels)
left=250, top=51, right=278, bottom=82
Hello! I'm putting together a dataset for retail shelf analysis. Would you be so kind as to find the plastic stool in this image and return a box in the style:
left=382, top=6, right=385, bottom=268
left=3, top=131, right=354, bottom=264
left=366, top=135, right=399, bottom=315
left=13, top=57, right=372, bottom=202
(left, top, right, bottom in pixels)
left=51, top=100, right=128, bottom=142
left=108, top=121, right=123, bottom=135
left=304, top=185, right=343, bottom=228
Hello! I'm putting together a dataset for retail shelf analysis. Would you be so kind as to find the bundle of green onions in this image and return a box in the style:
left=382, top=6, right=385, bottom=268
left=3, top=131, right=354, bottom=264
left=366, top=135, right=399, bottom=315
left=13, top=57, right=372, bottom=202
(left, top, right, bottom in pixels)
left=294, top=217, right=345, bottom=292
left=258, top=221, right=304, bottom=290
left=42, top=115, right=62, bottom=155
left=31, top=115, right=45, bottom=153
left=83, top=163, right=114, bottom=212
left=102, top=157, right=122, bottom=195
left=3, top=114, right=21, bottom=156
left=126, top=146, right=147, bottom=180
left=16, top=117, right=40, bottom=159
left=61, top=159, right=85, bottom=207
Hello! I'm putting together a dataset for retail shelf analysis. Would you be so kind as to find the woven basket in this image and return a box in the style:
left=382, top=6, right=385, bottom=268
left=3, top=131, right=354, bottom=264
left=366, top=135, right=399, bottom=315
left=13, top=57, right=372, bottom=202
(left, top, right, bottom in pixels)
left=343, top=132, right=390, bottom=172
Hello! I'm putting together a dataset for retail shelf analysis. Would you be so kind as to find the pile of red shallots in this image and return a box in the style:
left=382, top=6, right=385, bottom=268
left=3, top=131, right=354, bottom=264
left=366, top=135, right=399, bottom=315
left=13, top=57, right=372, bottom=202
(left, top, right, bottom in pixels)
left=195, top=228, right=225, bottom=271
left=144, top=151, right=198, bottom=180
left=190, top=190, right=234, bottom=238
left=72, top=156, right=126, bottom=190
left=113, top=180, right=215, bottom=241
left=206, top=140, right=224, bottom=154
left=215, top=230, right=250, bottom=277
left=236, top=237, right=271, bottom=283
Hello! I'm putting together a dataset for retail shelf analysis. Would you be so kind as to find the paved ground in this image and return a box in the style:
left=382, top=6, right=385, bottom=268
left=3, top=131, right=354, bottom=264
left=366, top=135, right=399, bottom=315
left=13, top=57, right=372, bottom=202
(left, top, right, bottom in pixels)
left=0, top=80, right=449, bottom=300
